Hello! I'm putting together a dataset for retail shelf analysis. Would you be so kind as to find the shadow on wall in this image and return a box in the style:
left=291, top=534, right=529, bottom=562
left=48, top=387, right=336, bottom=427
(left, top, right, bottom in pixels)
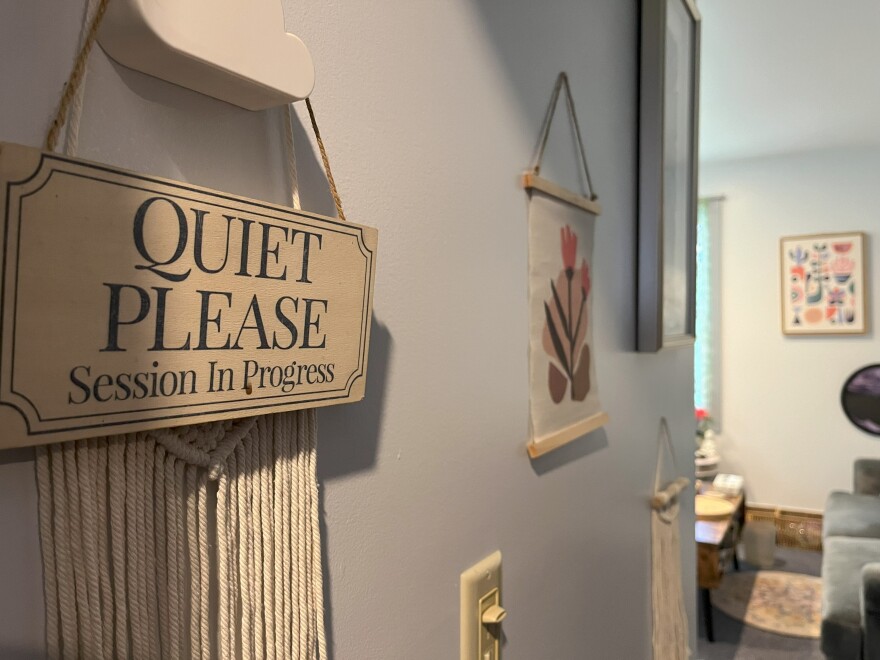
left=316, top=317, right=392, bottom=657
left=0, top=447, right=35, bottom=467
left=318, top=315, right=392, bottom=480
left=529, top=427, right=609, bottom=476
left=0, top=647, right=43, bottom=660
left=290, top=107, right=393, bottom=480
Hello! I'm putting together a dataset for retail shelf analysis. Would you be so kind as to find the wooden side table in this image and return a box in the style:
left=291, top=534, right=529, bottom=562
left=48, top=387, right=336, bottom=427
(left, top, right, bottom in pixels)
left=695, top=488, right=746, bottom=642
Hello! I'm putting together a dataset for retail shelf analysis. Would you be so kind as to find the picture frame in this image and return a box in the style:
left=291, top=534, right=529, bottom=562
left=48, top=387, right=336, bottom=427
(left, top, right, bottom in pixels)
left=637, top=0, right=701, bottom=352
left=780, top=231, right=868, bottom=335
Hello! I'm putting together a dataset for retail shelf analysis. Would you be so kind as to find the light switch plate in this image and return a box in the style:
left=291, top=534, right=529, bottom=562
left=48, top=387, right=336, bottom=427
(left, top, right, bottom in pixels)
left=461, top=551, right=503, bottom=660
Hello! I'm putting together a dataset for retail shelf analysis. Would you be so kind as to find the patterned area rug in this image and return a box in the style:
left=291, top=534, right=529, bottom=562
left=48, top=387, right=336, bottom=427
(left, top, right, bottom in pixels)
left=712, top=571, right=822, bottom=638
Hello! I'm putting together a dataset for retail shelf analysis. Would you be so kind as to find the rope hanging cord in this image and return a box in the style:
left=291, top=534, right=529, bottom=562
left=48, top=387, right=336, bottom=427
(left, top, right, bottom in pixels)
left=651, top=417, right=690, bottom=522
left=529, top=71, right=598, bottom=201
left=45, top=0, right=109, bottom=153
left=305, top=98, right=346, bottom=222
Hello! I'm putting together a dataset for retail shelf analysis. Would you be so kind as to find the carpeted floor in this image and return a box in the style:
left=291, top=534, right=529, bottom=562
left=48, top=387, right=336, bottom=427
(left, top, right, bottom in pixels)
left=696, top=546, right=824, bottom=660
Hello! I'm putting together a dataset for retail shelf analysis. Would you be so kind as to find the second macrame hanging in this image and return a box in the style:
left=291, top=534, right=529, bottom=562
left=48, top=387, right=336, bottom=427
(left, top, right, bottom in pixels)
left=21, top=2, right=376, bottom=659
left=650, top=418, right=691, bottom=660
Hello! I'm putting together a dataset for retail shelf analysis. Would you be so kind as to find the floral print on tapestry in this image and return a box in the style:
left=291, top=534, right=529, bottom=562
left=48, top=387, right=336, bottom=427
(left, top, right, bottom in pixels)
left=543, top=226, right=591, bottom=403
left=527, top=191, right=606, bottom=447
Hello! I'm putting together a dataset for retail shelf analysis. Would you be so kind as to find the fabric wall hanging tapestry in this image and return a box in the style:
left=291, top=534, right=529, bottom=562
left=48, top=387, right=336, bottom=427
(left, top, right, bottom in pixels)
left=780, top=232, right=867, bottom=335
left=523, top=73, right=608, bottom=459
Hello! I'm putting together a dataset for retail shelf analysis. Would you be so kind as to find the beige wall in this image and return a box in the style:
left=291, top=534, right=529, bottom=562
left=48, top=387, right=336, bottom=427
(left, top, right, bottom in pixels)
left=0, top=1, right=696, bottom=657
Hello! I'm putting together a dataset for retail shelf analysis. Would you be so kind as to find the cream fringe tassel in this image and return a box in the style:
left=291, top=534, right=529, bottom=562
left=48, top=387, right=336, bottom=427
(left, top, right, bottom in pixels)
left=36, top=412, right=328, bottom=659
left=651, top=419, right=690, bottom=659
left=651, top=499, right=690, bottom=658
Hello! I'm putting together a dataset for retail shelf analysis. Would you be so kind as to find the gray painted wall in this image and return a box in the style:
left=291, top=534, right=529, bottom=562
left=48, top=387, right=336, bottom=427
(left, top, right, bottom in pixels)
left=0, top=1, right=696, bottom=657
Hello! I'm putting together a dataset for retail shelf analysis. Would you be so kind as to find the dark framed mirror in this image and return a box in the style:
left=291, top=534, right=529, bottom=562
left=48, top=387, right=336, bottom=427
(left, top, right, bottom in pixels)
left=637, top=0, right=701, bottom=352
left=841, top=365, right=880, bottom=436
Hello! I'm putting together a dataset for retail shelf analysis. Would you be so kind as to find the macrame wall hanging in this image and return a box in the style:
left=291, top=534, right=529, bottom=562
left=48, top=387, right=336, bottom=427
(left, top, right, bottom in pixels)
left=650, top=418, right=691, bottom=660
left=30, top=0, right=357, bottom=657
left=523, top=72, right=609, bottom=459
left=37, top=416, right=325, bottom=660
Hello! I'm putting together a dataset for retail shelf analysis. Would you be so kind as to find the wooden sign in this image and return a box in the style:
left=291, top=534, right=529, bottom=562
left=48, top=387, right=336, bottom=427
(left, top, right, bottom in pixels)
left=0, top=142, right=377, bottom=448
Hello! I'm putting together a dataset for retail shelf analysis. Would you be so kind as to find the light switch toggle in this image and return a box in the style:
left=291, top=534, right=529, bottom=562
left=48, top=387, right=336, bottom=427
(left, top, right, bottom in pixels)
left=482, top=605, right=507, bottom=625
left=461, top=551, right=504, bottom=660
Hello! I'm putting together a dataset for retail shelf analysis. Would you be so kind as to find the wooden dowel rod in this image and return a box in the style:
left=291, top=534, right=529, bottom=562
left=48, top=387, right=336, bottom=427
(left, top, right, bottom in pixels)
left=527, top=411, right=609, bottom=459
left=651, top=477, right=690, bottom=510
left=521, top=173, right=603, bottom=216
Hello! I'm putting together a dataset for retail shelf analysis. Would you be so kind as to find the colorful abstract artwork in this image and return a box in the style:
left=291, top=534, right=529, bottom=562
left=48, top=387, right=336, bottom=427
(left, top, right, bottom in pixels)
left=780, top=232, right=867, bottom=335
left=528, top=191, right=607, bottom=454
left=841, top=365, right=880, bottom=436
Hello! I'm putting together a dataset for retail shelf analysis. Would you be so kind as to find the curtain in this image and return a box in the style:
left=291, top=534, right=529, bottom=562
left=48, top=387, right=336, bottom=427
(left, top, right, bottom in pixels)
left=694, top=197, right=724, bottom=421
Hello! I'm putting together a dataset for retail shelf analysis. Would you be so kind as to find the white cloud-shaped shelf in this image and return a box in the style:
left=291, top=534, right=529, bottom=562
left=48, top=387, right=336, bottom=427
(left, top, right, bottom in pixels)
left=98, top=0, right=315, bottom=111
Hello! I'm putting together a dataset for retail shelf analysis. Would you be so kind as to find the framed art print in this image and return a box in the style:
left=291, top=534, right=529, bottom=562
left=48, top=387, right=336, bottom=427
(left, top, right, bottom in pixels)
left=780, top=232, right=867, bottom=335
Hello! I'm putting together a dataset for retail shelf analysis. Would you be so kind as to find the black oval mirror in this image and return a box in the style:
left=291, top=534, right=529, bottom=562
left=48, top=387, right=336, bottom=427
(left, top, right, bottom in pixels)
left=842, top=365, right=880, bottom=436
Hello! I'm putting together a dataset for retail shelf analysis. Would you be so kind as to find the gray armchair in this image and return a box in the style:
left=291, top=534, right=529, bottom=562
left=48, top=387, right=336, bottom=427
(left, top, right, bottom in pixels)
left=822, top=459, right=880, bottom=660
